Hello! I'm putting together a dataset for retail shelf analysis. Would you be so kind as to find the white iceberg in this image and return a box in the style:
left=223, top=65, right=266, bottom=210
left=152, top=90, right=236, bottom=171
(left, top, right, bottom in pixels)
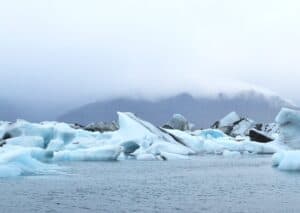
left=0, top=147, right=58, bottom=178
left=53, top=145, right=122, bottom=161
left=222, top=150, right=242, bottom=158
left=212, top=111, right=256, bottom=136
left=0, top=109, right=297, bottom=177
left=219, top=111, right=241, bottom=127
left=272, top=151, right=300, bottom=171
left=163, top=129, right=204, bottom=153
left=116, top=112, right=177, bottom=144
left=270, top=108, right=300, bottom=171
left=136, top=153, right=159, bottom=161
left=144, top=140, right=195, bottom=156
left=276, top=108, right=300, bottom=149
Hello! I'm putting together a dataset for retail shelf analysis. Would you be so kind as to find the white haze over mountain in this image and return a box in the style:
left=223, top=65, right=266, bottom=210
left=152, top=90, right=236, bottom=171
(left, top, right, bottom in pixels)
left=0, top=0, right=300, bottom=108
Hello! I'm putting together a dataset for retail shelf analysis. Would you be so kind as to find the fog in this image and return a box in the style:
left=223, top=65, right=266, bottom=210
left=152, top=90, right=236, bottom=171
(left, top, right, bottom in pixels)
left=0, top=0, right=300, bottom=108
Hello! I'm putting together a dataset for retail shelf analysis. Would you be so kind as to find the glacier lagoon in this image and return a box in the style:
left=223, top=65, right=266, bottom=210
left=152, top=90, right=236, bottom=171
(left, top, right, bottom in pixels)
left=0, top=156, right=300, bottom=213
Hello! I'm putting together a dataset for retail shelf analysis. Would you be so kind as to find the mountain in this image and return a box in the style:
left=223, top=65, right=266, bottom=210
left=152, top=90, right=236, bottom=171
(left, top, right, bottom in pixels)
left=0, top=99, right=71, bottom=123
left=58, top=91, right=297, bottom=128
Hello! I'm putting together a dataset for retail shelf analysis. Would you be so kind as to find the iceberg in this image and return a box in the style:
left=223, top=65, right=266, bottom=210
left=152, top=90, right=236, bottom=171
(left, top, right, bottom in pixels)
left=275, top=108, right=300, bottom=149
left=223, top=150, right=242, bottom=158
left=0, top=147, right=58, bottom=178
left=211, top=112, right=255, bottom=137
left=116, top=112, right=177, bottom=144
left=163, top=114, right=191, bottom=131
left=164, top=129, right=204, bottom=153
left=166, top=128, right=279, bottom=155
left=53, top=145, right=122, bottom=161
left=144, top=140, right=195, bottom=156
left=135, top=153, right=159, bottom=161
left=0, top=108, right=299, bottom=177
left=211, top=111, right=278, bottom=142
left=160, top=151, right=190, bottom=160
left=0, top=112, right=197, bottom=172
left=272, top=151, right=300, bottom=171
left=219, top=111, right=241, bottom=127
left=113, top=112, right=195, bottom=158
left=270, top=108, right=300, bottom=171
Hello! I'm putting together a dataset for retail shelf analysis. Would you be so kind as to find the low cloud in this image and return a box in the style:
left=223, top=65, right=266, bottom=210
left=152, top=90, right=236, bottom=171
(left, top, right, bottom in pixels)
left=0, top=0, right=299, bottom=106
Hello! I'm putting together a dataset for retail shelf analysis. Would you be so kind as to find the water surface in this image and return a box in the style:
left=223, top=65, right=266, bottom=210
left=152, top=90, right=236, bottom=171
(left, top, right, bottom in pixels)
left=0, top=156, right=299, bottom=213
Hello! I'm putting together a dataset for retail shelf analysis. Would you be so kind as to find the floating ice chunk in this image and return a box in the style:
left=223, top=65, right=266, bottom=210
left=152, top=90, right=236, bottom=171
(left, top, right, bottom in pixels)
left=272, top=151, right=300, bottom=171
left=275, top=108, right=300, bottom=149
left=243, top=140, right=277, bottom=154
left=0, top=148, right=58, bottom=177
left=53, top=145, right=122, bottom=161
left=201, top=137, right=280, bottom=154
left=0, top=164, right=22, bottom=177
left=166, top=128, right=281, bottom=155
left=231, top=119, right=255, bottom=136
left=212, top=112, right=256, bottom=136
left=136, top=153, right=158, bottom=161
left=219, top=112, right=241, bottom=127
left=160, top=151, right=189, bottom=160
left=145, top=141, right=196, bottom=156
left=117, top=112, right=177, bottom=144
left=223, top=150, right=241, bottom=158
left=167, top=114, right=190, bottom=131
left=3, top=120, right=103, bottom=148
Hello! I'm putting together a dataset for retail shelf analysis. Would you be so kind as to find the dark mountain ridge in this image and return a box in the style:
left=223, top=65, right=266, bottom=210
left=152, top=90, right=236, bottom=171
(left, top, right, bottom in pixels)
left=58, top=91, right=297, bottom=128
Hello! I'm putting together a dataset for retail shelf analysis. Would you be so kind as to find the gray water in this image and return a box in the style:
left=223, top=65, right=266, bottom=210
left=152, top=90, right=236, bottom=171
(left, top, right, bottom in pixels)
left=0, top=156, right=300, bottom=213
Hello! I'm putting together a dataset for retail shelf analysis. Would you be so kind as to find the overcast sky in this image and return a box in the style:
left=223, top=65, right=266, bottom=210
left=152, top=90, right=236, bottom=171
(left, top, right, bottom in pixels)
left=0, top=0, right=300, bottom=106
